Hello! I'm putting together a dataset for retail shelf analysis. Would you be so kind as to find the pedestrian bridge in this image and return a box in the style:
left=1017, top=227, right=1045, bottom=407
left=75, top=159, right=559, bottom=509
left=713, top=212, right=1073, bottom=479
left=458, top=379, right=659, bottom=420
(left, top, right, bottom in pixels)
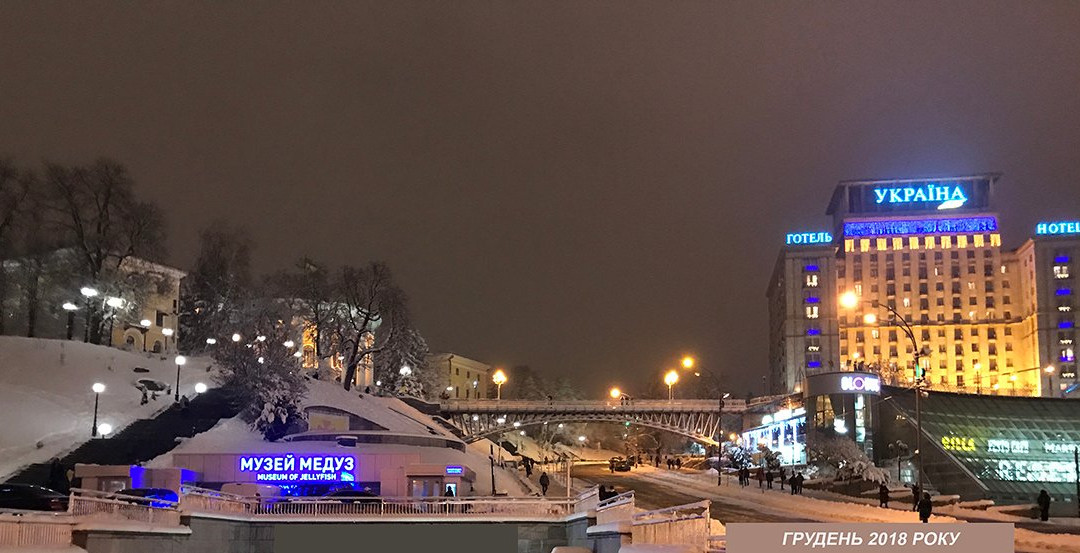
left=439, top=398, right=755, bottom=445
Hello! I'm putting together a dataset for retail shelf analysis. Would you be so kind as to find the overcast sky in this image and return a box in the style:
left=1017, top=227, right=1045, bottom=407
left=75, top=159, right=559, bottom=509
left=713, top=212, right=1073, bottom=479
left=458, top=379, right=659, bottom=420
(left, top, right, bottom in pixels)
left=2, top=2, right=1079, bottom=396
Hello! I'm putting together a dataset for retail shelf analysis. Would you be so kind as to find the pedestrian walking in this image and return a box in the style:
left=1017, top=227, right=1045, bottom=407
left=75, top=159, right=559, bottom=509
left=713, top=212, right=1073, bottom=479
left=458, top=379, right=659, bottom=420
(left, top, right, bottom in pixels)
left=756, top=467, right=764, bottom=488
left=917, top=492, right=932, bottom=523
left=879, top=483, right=890, bottom=508
left=789, top=472, right=797, bottom=494
left=765, top=469, right=773, bottom=489
left=778, top=468, right=785, bottom=491
left=794, top=472, right=804, bottom=494
left=742, top=467, right=750, bottom=487
left=1037, top=490, right=1051, bottom=521
left=539, top=472, right=550, bottom=496
left=675, top=457, right=682, bottom=470
left=911, top=485, right=921, bottom=512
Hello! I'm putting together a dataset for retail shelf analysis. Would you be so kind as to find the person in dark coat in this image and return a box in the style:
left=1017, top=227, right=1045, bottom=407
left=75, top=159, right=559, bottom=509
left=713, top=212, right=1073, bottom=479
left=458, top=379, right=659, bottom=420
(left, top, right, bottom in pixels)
left=789, top=472, right=797, bottom=495
left=538, top=472, right=550, bottom=496
left=444, top=486, right=455, bottom=497
left=911, top=485, right=921, bottom=511
left=756, top=467, right=765, bottom=488
left=778, top=467, right=785, bottom=491
left=879, top=483, right=890, bottom=508
left=917, top=492, right=932, bottom=523
left=794, top=472, right=804, bottom=494
left=675, top=457, right=682, bottom=469
left=765, top=469, right=773, bottom=489
left=1037, top=490, right=1051, bottom=521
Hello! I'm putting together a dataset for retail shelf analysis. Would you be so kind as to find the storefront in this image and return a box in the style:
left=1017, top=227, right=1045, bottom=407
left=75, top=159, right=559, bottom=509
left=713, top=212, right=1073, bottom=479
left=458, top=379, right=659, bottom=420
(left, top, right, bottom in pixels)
left=739, top=406, right=808, bottom=466
left=804, top=371, right=880, bottom=458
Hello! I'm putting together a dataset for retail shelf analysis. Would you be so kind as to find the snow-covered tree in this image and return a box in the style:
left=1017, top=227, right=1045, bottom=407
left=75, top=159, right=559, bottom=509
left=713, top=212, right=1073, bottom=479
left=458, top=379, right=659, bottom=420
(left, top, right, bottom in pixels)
left=724, top=444, right=753, bottom=469
left=757, top=444, right=784, bottom=470
left=372, top=303, right=430, bottom=399
left=213, top=326, right=307, bottom=440
left=179, top=221, right=254, bottom=353
left=808, top=436, right=889, bottom=484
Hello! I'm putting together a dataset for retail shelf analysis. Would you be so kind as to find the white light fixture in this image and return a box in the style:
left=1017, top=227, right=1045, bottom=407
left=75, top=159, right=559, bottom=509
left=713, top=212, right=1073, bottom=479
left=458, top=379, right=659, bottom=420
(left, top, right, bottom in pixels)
left=231, top=333, right=241, bottom=342
left=496, top=417, right=506, bottom=424
left=62, top=302, right=78, bottom=311
left=577, top=435, right=586, bottom=442
left=141, top=319, right=152, bottom=327
left=194, top=382, right=208, bottom=394
left=446, top=386, right=454, bottom=392
left=175, top=355, right=186, bottom=366
left=257, top=357, right=265, bottom=364
left=80, top=287, right=98, bottom=298
left=105, top=297, right=124, bottom=308
left=472, top=415, right=479, bottom=421
left=293, top=351, right=302, bottom=358
left=97, top=423, right=113, bottom=436
left=256, top=335, right=266, bottom=342
left=558, top=423, right=564, bottom=429
left=206, top=337, right=217, bottom=345
left=283, top=340, right=295, bottom=348
left=162, top=328, right=174, bottom=337
left=513, top=421, right=521, bottom=428
left=92, top=382, right=106, bottom=394
left=375, top=380, right=382, bottom=386
left=519, top=430, right=525, bottom=436
left=399, top=365, right=412, bottom=376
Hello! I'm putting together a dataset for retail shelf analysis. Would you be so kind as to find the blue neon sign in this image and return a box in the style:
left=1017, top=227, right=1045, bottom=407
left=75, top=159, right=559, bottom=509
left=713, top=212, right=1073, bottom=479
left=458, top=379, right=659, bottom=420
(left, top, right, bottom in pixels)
left=873, top=184, right=968, bottom=210
left=1036, top=221, right=1080, bottom=236
left=445, top=465, right=464, bottom=475
left=843, top=216, right=998, bottom=238
left=786, top=232, right=832, bottom=245
left=238, top=454, right=356, bottom=483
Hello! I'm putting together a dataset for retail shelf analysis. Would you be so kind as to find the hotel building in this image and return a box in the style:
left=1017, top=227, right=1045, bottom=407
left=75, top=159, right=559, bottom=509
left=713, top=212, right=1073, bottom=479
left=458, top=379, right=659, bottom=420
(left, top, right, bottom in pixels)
left=769, top=175, right=1079, bottom=398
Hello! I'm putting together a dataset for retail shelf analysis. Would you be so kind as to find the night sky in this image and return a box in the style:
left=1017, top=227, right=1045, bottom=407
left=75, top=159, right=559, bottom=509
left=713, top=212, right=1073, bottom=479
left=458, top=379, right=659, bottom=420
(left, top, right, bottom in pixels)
left=2, top=2, right=1079, bottom=397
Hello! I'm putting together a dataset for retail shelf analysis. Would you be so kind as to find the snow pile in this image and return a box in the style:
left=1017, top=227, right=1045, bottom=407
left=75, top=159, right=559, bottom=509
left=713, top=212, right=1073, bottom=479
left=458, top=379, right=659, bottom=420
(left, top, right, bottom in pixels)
left=301, top=379, right=459, bottom=439
left=0, top=336, right=214, bottom=480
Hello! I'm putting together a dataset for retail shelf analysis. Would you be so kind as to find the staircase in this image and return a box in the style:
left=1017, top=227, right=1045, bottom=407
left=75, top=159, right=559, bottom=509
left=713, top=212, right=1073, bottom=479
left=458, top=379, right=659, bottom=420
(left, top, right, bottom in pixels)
left=6, top=387, right=240, bottom=487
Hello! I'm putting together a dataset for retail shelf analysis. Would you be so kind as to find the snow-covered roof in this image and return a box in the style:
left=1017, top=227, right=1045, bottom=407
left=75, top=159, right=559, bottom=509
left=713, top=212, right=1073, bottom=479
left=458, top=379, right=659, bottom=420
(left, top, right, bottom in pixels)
left=300, top=379, right=462, bottom=442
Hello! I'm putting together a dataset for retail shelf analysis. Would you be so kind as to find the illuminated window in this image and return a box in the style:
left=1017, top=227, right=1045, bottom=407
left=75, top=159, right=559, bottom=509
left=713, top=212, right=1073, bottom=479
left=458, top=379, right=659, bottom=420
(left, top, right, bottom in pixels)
left=860, top=239, right=870, bottom=252
left=805, top=305, right=819, bottom=319
left=845, top=239, right=855, bottom=253
left=805, top=274, right=819, bottom=287
left=942, top=236, right=952, bottom=249
left=924, top=236, right=935, bottom=249
left=990, top=233, right=1001, bottom=247
left=957, top=235, right=968, bottom=248
left=909, top=237, right=920, bottom=249
left=892, top=237, right=903, bottom=250
left=876, top=238, right=888, bottom=250
left=973, top=235, right=984, bottom=247
left=1055, top=265, right=1070, bottom=279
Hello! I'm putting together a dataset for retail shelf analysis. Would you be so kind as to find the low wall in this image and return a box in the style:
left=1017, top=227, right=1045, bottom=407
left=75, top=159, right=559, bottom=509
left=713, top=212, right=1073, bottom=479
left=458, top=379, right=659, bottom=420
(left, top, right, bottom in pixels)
left=73, top=514, right=594, bottom=553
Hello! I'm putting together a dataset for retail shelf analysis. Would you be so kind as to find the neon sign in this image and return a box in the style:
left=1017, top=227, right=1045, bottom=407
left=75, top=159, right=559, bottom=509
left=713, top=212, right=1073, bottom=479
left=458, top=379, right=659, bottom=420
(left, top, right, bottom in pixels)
left=843, top=216, right=997, bottom=238
left=786, top=232, right=833, bottom=245
left=873, top=184, right=968, bottom=210
left=238, top=454, right=356, bottom=483
left=994, top=460, right=1077, bottom=483
left=1036, top=221, right=1080, bottom=236
left=987, top=439, right=1029, bottom=454
left=445, top=465, right=464, bottom=475
left=840, top=374, right=880, bottom=393
left=941, top=436, right=975, bottom=452
left=1044, top=442, right=1080, bottom=454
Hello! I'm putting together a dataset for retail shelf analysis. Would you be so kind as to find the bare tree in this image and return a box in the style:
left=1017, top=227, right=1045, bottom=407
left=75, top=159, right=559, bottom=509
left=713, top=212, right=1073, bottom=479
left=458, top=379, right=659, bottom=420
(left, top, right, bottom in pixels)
left=40, top=159, right=165, bottom=343
left=330, top=262, right=398, bottom=391
left=180, top=221, right=254, bottom=351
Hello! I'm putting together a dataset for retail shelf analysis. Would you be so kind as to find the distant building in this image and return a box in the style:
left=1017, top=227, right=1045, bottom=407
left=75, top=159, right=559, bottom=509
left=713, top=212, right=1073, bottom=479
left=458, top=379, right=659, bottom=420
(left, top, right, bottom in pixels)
left=769, top=175, right=1079, bottom=398
left=426, top=353, right=491, bottom=400
left=0, top=250, right=185, bottom=354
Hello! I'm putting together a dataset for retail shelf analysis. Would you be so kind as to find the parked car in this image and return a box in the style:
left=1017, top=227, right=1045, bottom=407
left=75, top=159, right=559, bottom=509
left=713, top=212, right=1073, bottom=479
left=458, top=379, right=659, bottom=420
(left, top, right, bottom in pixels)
left=115, top=488, right=178, bottom=508
left=609, top=457, right=632, bottom=472
left=322, top=489, right=380, bottom=504
left=0, top=483, right=68, bottom=512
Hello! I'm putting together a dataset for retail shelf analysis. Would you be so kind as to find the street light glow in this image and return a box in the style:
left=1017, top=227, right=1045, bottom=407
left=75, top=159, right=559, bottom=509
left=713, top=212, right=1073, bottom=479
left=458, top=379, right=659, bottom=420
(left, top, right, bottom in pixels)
left=400, top=365, right=412, bottom=376
left=96, top=423, right=113, bottom=436
left=283, top=340, right=295, bottom=348
left=206, top=337, right=217, bottom=345
left=664, top=370, right=679, bottom=387
left=231, top=333, right=241, bottom=342
left=62, top=302, right=78, bottom=311
left=609, top=387, right=621, bottom=399
left=1045, top=365, right=1056, bottom=374
left=92, top=382, right=105, bottom=393
left=194, top=382, right=208, bottom=394
left=577, top=435, right=586, bottom=442
left=105, top=297, right=124, bottom=308
left=681, top=356, right=695, bottom=369
left=863, top=313, right=878, bottom=324
left=839, top=290, right=859, bottom=309
left=256, top=335, right=267, bottom=342
left=141, top=319, right=153, bottom=327
left=80, top=287, right=99, bottom=298
left=492, top=369, right=507, bottom=386
left=162, top=328, right=174, bottom=337
left=175, top=355, right=186, bottom=366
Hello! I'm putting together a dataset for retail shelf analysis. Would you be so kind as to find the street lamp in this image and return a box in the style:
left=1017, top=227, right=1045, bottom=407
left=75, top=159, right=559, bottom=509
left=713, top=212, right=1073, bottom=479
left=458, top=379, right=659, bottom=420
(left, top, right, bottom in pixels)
left=174, top=355, right=186, bottom=402
left=609, top=387, right=622, bottom=399
left=400, top=365, right=412, bottom=376
left=1045, top=365, right=1056, bottom=397
left=206, top=337, right=217, bottom=345
left=283, top=340, right=295, bottom=348
left=841, top=291, right=930, bottom=497
left=231, top=333, right=241, bottom=342
left=91, top=382, right=105, bottom=437
left=492, top=369, right=507, bottom=400
left=664, top=370, right=679, bottom=401
left=62, top=302, right=78, bottom=340
left=80, top=287, right=98, bottom=342
left=681, top=356, right=695, bottom=370
left=194, top=382, right=208, bottom=394
left=96, top=423, right=113, bottom=437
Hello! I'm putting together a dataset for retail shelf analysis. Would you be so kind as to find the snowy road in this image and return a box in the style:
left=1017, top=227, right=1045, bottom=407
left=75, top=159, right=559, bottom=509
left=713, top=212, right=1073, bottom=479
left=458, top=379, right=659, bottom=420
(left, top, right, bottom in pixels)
left=573, top=464, right=815, bottom=523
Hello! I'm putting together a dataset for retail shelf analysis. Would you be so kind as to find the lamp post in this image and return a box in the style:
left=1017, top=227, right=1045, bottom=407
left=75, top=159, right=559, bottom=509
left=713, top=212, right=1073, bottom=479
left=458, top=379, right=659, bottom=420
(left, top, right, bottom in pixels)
left=1045, top=365, right=1056, bottom=397
left=492, top=369, right=507, bottom=400
left=79, top=287, right=98, bottom=342
left=174, top=355, right=186, bottom=402
left=664, top=370, right=679, bottom=401
left=841, top=290, right=928, bottom=497
left=62, top=302, right=78, bottom=340
left=91, top=382, right=105, bottom=437
left=162, top=327, right=174, bottom=353
left=685, top=355, right=726, bottom=453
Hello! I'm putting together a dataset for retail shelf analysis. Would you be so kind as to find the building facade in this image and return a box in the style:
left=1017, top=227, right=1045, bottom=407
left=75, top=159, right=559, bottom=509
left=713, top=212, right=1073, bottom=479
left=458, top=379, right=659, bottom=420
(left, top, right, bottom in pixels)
left=426, top=353, right=491, bottom=400
left=770, top=175, right=1079, bottom=397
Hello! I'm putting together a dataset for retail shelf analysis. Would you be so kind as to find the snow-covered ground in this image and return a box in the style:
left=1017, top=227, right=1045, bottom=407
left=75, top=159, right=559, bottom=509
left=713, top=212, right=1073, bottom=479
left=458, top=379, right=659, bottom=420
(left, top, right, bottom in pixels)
left=0, top=336, right=214, bottom=480
left=649, top=466, right=1080, bottom=552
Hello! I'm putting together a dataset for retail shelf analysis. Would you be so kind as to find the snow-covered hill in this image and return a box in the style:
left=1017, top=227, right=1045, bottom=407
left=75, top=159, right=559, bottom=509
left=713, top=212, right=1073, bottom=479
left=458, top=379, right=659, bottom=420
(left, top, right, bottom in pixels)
left=0, top=336, right=214, bottom=480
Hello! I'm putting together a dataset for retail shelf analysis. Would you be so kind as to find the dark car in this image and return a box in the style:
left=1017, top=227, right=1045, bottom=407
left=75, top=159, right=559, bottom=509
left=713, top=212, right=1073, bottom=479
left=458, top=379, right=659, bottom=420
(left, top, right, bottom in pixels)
left=115, top=488, right=179, bottom=508
left=611, top=458, right=632, bottom=472
left=0, top=483, right=68, bottom=512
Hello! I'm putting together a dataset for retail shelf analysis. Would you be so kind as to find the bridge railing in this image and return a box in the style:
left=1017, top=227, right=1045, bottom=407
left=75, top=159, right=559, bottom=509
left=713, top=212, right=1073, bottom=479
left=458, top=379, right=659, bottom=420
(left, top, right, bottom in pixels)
left=441, top=399, right=742, bottom=411
left=68, top=488, right=182, bottom=526
left=631, top=500, right=712, bottom=553
left=0, top=513, right=73, bottom=547
left=596, top=490, right=635, bottom=525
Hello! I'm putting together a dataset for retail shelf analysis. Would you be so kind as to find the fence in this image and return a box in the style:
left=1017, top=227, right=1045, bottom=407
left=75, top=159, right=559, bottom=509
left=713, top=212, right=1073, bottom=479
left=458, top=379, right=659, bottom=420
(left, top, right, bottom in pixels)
left=0, top=513, right=73, bottom=547
left=68, top=488, right=182, bottom=526
left=595, top=490, right=635, bottom=525
left=180, top=485, right=254, bottom=516
left=631, top=500, right=712, bottom=553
